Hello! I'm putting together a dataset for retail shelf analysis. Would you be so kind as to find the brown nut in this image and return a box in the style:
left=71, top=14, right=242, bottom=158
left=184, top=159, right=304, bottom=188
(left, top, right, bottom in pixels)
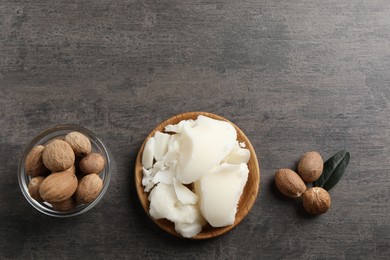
left=79, top=153, right=105, bottom=174
left=51, top=197, right=77, bottom=212
left=39, top=171, right=78, bottom=203
left=28, top=176, right=45, bottom=202
left=65, top=131, right=91, bottom=157
left=64, top=164, right=76, bottom=175
left=302, top=187, right=331, bottom=215
left=298, top=151, right=324, bottom=182
left=275, top=168, right=307, bottom=198
left=76, top=174, right=103, bottom=204
left=53, top=164, right=76, bottom=175
left=42, top=140, right=75, bottom=172
left=25, top=145, right=49, bottom=177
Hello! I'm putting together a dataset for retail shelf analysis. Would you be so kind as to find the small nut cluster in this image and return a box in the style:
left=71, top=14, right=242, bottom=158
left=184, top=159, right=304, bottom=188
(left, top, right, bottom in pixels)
left=26, top=131, right=105, bottom=212
left=275, top=151, right=331, bottom=215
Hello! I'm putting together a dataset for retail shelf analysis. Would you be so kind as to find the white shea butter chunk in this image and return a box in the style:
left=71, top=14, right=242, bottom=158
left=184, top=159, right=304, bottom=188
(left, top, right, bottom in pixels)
left=148, top=183, right=205, bottom=238
left=162, top=135, right=180, bottom=167
left=165, top=119, right=195, bottom=133
left=154, top=131, right=171, bottom=161
left=173, top=178, right=198, bottom=204
left=152, top=168, right=175, bottom=185
left=175, top=221, right=203, bottom=238
left=142, top=168, right=155, bottom=192
left=176, top=115, right=237, bottom=184
left=222, top=141, right=250, bottom=164
left=197, top=163, right=249, bottom=227
left=142, top=137, right=155, bottom=169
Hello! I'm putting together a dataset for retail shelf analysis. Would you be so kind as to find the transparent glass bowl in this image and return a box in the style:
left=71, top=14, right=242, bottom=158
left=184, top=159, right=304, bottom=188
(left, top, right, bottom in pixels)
left=18, top=124, right=111, bottom=217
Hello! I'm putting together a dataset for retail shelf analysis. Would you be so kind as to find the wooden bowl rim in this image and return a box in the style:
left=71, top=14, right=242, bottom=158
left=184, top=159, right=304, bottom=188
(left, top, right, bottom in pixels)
left=135, top=111, right=260, bottom=239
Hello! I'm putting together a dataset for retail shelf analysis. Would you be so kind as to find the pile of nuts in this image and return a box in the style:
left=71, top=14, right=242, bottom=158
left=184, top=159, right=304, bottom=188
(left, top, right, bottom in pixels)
left=274, top=151, right=331, bottom=215
left=25, top=131, right=105, bottom=212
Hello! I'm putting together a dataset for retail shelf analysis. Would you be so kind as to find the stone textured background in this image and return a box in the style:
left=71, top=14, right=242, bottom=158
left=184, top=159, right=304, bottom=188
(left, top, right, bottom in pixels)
left=1, top=0, right=389, bottom=259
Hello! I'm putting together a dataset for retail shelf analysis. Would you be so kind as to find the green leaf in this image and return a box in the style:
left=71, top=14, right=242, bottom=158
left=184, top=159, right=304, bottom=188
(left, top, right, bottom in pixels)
left=313, top=151, right=350, bottom=191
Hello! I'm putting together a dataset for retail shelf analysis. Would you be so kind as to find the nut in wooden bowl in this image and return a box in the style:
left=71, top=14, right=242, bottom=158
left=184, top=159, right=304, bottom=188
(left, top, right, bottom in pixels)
left=18, top=124, right=111, bottom=217
left=135, top=112, right=260, bottom=239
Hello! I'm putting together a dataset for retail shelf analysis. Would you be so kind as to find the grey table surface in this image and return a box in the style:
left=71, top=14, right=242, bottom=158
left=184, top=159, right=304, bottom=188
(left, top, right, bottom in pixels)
left=1, top=0, right=389, bottom=259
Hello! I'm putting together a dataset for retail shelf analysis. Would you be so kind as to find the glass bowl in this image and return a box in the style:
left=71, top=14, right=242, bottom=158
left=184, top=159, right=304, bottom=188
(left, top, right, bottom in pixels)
left=18, top=124, right=111, bottom=217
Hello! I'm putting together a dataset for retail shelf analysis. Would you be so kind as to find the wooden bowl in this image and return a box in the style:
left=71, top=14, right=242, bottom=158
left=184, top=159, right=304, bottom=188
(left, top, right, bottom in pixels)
left=135, top=112, right=260, bottom=239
